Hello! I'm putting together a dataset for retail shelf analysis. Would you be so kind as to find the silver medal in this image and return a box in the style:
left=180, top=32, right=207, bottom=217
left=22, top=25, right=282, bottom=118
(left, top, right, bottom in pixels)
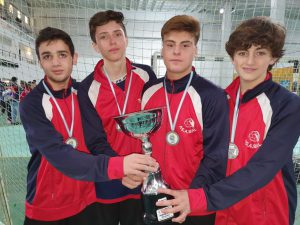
left=65, top=137, right=78, bottom=148
left=164, top=71, right=194, bottom=148
left=228, top=142, right=239, bottom=159
left=166, top=131, right=180, bottom=146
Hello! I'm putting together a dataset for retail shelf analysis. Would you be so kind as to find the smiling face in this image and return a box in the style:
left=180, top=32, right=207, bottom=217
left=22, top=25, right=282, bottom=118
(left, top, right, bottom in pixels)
left=162, top=31, right=197, bottom=80
left=232, top=45, right=277, bottom=93
left=92, top=20, right=128, bottom=63
left=38, top=39, right=77, bottom=90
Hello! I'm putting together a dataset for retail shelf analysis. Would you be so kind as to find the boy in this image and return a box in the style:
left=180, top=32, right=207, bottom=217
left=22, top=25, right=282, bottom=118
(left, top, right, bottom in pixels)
left=141, top=15, right=229, bottom=225
left=157, top=16, right=300, bottom=225
left=20, top=27, right=157, bottom=225
left=78, top=10, right=157, bottom=225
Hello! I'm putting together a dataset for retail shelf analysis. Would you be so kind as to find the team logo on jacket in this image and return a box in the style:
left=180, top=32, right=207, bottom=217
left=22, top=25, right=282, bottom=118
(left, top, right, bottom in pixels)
left=244, top=130, right=261, bottom=149
left=179, top=118, right=196, bottom=134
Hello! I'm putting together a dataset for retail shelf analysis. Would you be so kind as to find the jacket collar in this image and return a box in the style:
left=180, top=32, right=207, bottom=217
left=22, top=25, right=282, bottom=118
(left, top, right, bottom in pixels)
left=39, top=75, right=74, bottom=99
left=226, top=72, right=274, bottom=104
left=93, top=57, right=135, bottom=83
left=164, top=67, right=196, bottom=94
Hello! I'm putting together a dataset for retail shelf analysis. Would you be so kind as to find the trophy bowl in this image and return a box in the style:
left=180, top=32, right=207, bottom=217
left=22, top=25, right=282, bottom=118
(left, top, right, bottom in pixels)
left=114, top=108, right=174, bottom=224
left=115, top=108, right=161, bottom=136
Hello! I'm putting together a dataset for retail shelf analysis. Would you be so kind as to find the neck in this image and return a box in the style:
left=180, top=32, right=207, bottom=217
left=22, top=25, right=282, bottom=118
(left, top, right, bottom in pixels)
left=239, top=74, right=267, bottom=95
left=166, top=68, right=192, bottom=81
left=46, top=77, right=70, bottom=91
left=103, top=58, right=127, bottom=81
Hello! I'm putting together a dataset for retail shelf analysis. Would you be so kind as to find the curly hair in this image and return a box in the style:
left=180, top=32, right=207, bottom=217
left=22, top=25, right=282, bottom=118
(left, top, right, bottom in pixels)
left=226, top=16, right=286, bottom=71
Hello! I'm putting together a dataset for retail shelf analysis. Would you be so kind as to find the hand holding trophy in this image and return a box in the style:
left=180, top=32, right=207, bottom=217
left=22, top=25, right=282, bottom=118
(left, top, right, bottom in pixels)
left=115, top=108, right=174, bottom=224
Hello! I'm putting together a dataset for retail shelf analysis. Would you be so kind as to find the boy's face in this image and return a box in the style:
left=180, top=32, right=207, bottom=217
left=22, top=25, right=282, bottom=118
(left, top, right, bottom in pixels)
left=38, top=39, right=77, bottom=90
left=162, top=31, right=197, bottom=79
left=233, top=45, right=276, bottom=91
left=92, top=20, right=128, bottom=62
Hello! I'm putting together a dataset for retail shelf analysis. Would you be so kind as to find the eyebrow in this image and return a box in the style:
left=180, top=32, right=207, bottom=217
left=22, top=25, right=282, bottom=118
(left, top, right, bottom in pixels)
left=41, top=50, right=68, bottom=56
left=256, top=47, right=268, bottom=50
left=164, top=40, right=193, bottom=44
left=97, top=29, right=123, bottom=35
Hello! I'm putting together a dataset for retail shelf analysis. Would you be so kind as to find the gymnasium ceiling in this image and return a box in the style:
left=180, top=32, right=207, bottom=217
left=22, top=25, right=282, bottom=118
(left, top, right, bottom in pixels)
left=23, top=0, right=300, bottom=18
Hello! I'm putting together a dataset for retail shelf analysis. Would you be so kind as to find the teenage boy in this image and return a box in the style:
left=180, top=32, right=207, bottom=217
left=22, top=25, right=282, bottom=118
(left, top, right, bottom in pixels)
left=156, top=16, right=300, bottom=225
left=20, top=27, right=157, bottom=225
left=77, top=10, right=157, bottom=225
left=140, top=15, right=230, bottom=225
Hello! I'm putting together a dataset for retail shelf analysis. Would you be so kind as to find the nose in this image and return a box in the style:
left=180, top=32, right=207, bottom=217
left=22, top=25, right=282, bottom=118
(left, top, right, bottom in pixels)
left=109, top=35, right=117, bottom=45
left=52, top=56, right=61, bottom=66
left=173, top=45, right=181, bottom=55
left=246, top=53, right=255, bottom=65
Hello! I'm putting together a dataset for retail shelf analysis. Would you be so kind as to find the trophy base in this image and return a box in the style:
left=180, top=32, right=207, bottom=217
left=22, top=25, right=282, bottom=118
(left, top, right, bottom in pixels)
left=142, top=193, right=174, bottom=224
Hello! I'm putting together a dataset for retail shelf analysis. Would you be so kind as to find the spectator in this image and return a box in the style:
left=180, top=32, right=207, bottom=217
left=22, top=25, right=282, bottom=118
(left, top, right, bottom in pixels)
left=19, top=81, right=32, bottom=102
left=10, top=76, right=20, bottom=124
left=0, top=81, right=6, bottom=114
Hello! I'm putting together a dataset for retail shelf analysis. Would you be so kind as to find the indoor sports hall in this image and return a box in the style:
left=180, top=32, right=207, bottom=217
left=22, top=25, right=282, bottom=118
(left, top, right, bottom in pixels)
left=0, top=0, right=300, bottom=224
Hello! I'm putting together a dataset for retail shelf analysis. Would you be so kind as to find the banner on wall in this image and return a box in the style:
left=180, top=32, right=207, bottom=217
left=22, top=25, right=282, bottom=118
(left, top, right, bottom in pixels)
left=271, top=67, right=294, bottom=91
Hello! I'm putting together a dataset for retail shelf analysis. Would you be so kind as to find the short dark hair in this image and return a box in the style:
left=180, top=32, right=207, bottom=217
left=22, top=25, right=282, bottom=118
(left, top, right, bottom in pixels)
left=89, top=10, right=127, bottom=43
left=226, top=16, right=286, bottom=71
left=11, top=77, right=17, bottom=82
left=35, top=27, right=75, bottom=60
left=161, top=15, right=200, bottom=45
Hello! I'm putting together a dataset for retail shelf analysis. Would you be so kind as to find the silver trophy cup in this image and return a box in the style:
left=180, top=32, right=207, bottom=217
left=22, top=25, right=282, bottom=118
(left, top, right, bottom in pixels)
left=114, top=108, right=174, bottom=224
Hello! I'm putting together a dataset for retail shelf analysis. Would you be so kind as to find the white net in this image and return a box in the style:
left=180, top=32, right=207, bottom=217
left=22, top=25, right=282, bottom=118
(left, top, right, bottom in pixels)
left=0, top=0, right=300, bottom=224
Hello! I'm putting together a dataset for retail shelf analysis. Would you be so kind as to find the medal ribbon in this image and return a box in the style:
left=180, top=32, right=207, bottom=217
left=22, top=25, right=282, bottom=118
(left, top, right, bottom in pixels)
left=103, top=66, right=133, bottom=116
left=164, top=71, right=194, bottom=132
left=230, top=87, right=240, bottom=143
left=42, top=81, right=75, bottom=138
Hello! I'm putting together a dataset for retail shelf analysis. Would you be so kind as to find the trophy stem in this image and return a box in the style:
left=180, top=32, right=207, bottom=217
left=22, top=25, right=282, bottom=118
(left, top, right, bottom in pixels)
left=141, top=137, right=152, bottom=155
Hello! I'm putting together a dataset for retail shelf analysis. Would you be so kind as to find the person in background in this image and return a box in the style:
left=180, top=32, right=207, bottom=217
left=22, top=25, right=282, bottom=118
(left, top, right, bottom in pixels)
left=78, top=10, right=157, bottom=225
left=31, top=80, right=37, bottom=89
left=2, top=80, right=13, bottom=124
left=20, top=27, right=157, bottom=225
left=156, top=16, right=300, bottom=225
left=0, top=81, right=6, bottom=114
left=10, top=76, right=20, bottom=124
left=19, top=81, right=32, bottom=102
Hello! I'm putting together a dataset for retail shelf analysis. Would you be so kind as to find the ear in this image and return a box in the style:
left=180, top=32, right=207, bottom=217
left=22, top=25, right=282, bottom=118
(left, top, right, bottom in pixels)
left=230, top=56, right=235, bottom=65
left=194, top=45, right=198, bottom=58
left=125, top=36, right=128, bottom=48
left=72, top=52, right=78, bottom=65
left=92, top=42, right=100, bottom=53
left=270, top=57, right=278, bottom=65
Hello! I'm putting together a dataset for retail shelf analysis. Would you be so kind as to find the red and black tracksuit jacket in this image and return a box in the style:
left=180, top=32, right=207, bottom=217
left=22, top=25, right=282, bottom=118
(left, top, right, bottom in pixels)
left=20, top=78, right=124, bottom=221
left=141, top=68, right=230, bottom=217
left=78, top=58, right=157, bottom=203
left=189, top=75, right=300, bottom=225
